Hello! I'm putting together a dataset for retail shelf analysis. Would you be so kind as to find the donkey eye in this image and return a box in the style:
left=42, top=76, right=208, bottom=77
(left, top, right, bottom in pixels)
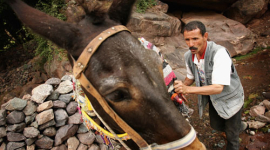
left=105, top=88, right=131, bottom=102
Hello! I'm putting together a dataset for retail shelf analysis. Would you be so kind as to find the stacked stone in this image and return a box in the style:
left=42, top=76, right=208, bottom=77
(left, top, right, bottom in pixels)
left=0, top=75, right=119, bottom=150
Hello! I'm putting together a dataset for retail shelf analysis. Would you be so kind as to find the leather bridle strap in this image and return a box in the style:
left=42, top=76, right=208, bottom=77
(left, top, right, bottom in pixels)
left=72, top=25, right=149, bottom=148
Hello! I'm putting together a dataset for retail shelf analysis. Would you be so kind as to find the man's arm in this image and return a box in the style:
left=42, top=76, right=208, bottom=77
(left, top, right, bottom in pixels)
left=174, top=80, right=224, bottom=95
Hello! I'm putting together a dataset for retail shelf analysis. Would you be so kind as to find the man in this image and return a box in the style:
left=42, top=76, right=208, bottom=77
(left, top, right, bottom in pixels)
left=174, top=21, right=244, bottom=150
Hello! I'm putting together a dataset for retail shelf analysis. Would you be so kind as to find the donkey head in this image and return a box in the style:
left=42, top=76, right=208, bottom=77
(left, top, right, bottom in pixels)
left=7, top=0, right=193, bottom=149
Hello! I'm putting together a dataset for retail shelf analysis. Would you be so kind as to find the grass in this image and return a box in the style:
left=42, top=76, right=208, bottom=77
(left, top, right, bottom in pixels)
left=233, top=46, right=269, bottom=61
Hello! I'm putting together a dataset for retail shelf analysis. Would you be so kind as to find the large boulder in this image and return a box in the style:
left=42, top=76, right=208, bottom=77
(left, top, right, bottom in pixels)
left=224, top=0, right=269, bottom=24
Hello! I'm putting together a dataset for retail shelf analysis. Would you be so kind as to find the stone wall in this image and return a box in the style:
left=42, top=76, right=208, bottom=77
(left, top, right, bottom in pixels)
left=0, top=75, right=121, bottom=150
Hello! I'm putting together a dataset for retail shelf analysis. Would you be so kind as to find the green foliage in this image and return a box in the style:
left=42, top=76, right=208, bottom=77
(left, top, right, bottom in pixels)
left=136, top=0, right=157, bottom=13
left=233, top=46, right=269, bottom=61
left=32, top=0, right=67, bottom=66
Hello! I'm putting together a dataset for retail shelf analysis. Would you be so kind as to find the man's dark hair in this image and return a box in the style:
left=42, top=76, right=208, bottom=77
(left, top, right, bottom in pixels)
left=183, top=21, right=206, bottom=36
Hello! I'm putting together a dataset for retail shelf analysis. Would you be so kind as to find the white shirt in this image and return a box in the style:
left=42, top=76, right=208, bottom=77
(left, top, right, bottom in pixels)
left=186, top=48, right=232, bottom=85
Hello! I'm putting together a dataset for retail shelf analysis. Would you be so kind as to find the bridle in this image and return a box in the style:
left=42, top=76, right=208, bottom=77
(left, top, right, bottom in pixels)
left=71, top=25, right=196, bottom=150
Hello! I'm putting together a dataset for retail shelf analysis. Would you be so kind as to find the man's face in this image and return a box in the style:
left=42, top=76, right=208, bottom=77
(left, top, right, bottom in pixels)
left=183, top=28, right=208, bottom=54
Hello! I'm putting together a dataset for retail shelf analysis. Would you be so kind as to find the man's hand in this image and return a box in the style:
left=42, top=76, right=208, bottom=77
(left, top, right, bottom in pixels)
left=174, top=80, right=189, bottom=95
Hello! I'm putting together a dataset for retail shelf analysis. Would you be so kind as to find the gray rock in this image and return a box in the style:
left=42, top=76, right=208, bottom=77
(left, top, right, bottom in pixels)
left=51, top=144, right=67, bottom=150
left=6, top=111, right=25, bottom=124
left=0, top=109, right=7, bottom=126
left=54, top=124, right=78, bottom=146
left=25, top=138, right=37, bottom=146
left=249, top=105, right=266, bottom=117
left=7, top=132, right=26, bottom=142
left=26, top=144, right=35, bottom=150
left=36, top=100, right=53, bottom=112
left=30, top=121, right=38, bottom=128
left=59, top=93, right=73, bottom=103
left=100, top=144, right=108, bottom=150
left=54, top=109, right=69, bottom=127
left=35, top=109, right=54, bottom=125
left=5, top=97, right=27, bottom=111
left=0, top=127, right=7, bottom=138
left=61, top=75, right=72, bottom=81
left=43, top=127, right=56, bottom=137
left=77, top=131, right=96, bottom=146
left=66, top=101, right=78, bottom=115
left=35, top=136, right=54, bottom=149
left=25, top=113, right=37, bottom=125
left=53, top=100, right=67, bottom=108
left=67, top=136, right=80, bottom=150
left=247, top=120, right=266, bottom=129
left=23, top=101, right=37, bottom=116
left=255, top=114, right=270, bottom=123
left=89, top=144, right=100, bottom=150
left=45, top=77, right=61, bottom=85
left=6, top=142, right=25, bottom=150
left=262, top=100, right=270, bottom=110
left=68, top=112, right=82, bottom=124
left=23, top=127, right=40, bottom=138
left=39, top=120, right=56, bottom=130
left=7, top=122, right=26, bottom=132
left=77, top=123, right=88, bottom=134
left=77, top=143, right=88, bottom=150
left=47, top=91, right=60, bottom=100
left=55, top=80, right=73, bottom=94
left=31, top=84, right=53, bottom=104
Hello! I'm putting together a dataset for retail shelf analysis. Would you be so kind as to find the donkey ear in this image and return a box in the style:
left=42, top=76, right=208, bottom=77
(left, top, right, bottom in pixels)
left=6, top=0, right=79, bottom=50
left=108, top=0, right=137, bottom=25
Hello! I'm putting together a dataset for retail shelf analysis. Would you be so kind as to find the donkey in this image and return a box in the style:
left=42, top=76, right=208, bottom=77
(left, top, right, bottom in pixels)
left=7, top=0, right=206, bottom=149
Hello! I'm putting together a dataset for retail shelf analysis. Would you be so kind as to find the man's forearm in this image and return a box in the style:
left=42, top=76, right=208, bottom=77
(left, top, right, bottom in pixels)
left=187, top=84, right=224, bottom=95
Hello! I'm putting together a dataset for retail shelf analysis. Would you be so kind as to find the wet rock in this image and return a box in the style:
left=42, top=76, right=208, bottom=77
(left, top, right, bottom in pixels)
left=68, top=112, right=82, bottom=124
left=66, top=101, right=78, bottom=115
left=7, top=132, right=26, bottom=142
left=247, top=120, right=266, bottom=129
left=7, top=123, right=26, bottom=132
left=35, top=109, right=54, bottom=125
left=249, top=105, right=266, bottom=117
left=23, top=127, right=40, bottom=138
left=55, top=80, right=73, bottom=94
left=67, top=136, right=80, bottom=150
left=43, top=127, right=56, bottom=137
left=54, top=109, right=68, bottom=127
left=5, top=97, right=27, bottom=111
left=35, top=136, right=53, bottom=149
left=36, top=100, right=53, bottom=112
left=54, top=124, right=78, bottom=146
left=23, top=101, right=37, bottom=116
left=6, top=111, right=25, bottom=124
left=77, top=131, right=96, bottom=146
left=53, top=100, right=67, bottom=108
left=45, top=77, right=61, bottom=85
left=31, top=84, right=53, bottom=104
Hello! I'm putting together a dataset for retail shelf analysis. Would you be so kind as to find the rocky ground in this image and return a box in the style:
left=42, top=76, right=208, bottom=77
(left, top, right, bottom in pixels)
left=0, top=8, right=269, bottom=150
